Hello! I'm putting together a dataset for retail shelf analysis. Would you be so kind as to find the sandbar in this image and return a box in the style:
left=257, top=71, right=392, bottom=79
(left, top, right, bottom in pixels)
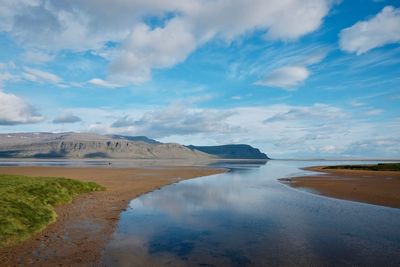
left=281, top=166, right=400, bottom=209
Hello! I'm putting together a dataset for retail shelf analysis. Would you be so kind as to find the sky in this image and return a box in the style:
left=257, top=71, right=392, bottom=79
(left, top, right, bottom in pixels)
left=0, top=0, right=399, bottom=158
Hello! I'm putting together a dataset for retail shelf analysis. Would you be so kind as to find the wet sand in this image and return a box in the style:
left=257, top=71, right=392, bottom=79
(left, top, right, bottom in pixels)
left=281, top=166, right=400, bottom=209
left=0, top=166, right=225, bottom=266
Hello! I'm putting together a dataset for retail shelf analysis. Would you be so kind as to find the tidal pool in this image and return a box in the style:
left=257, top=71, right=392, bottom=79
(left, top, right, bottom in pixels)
left=103, top=160, right=400, bottom=266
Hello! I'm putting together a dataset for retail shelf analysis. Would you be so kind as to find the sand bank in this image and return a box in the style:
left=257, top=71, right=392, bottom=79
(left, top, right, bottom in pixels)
left=0, top=166, right=225, bottom=266
left=281, top=166, right=400, bottom=209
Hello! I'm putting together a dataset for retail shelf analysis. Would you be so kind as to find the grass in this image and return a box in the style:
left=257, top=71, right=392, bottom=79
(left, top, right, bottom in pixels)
left=323, top=163, right=400, bottom=171
left=0, top=174, right=105, bottom=247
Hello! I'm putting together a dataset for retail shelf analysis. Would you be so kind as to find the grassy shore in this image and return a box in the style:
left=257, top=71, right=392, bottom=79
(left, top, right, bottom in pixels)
left=0, top=166, right=224, bottom=265
left=0, top=174, right=104, bottom=247
left=323, top=163, right=400, bottom=171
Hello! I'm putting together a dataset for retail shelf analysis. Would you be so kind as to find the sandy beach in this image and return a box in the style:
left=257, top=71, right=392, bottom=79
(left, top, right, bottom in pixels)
left=0, top=166, right=225, bottom=266
left=282, top=166, right=400, bottom=209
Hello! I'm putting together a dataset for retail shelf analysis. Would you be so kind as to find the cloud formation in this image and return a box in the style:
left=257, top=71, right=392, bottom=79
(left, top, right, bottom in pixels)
left=52, top=102, right=397, bottom=158
left=22, top=50, right=53, bottom=64
left=88, top=78, right=123, bottom=88
left=343, top=138, right=400, bottom=157
left=0, top=72, right=16, bottom=85
left=111, top=115, right=136, bottom=128
left=253, top=48, right=328, bottom=90
left=108, top=103, right=238, bottom=138
left=264, top=103, right=347, bottom=122
left=256, top=66, right=310, bottom=89
left=109, top=20, right=197, bottom=84
left=52, top=114, right=82, bottom=124
left=340, top=6, right=400, bottom=55
left=0, top=0, right=334, bottom=84
left=22, top=67, right=62, bottom=84
left=0, top=91, right=44, bottom=125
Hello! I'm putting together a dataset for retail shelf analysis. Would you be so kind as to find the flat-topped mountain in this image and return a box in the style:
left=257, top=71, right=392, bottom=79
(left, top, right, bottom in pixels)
left=187, top=144, right=269, bottom=159
left=0, top=132, right=208, bottom=159
left=106, top=135, right=160, bottom=144
left=0, top=132, right=269, bottom=160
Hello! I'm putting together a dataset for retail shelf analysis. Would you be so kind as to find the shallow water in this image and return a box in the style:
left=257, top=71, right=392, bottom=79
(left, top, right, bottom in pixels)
left=20, top=160, right=382, bottom=266
left=102, top=160, right=400, bottom=266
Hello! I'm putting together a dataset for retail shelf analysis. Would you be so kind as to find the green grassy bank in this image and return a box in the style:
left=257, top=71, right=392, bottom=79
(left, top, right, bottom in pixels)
left=0, top=174, right=105, bottom=247
left=323, top=163, right=400, bottom=171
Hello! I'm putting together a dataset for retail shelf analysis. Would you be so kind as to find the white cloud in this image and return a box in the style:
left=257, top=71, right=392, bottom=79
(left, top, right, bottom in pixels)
left=365, top=108, right=384, bottom=116
left=108, top=0, right=332, bottom=84
left=1, top=0, right=333, bottom=48
left=0, top=61, right=16, bottom=70
left=263, top=103, right=347, bottom=122
left=88, top=78, right=123, bottom=88
left=303, top=50, right=329, bottom=65
left=0, top=0, right=334, bottom=84
left=255, top=66, right=310, bottom=89
left=22, top=50, right=53, bottom=64
left=109, top=20, right=197, bottom=84
left=22, top=67, right=62, bottom=84
left=321, top=145, right=337, bottom=153
left=253, top=48, right=328, bottom=90
left=350, top=101, right=366, bottom=107
left=108, top=103, right=238, bottom=138
left=187, top=0, right=331, bottom=41
left=0, top=61, right=18, bottom=85
left=111, top=115, right=136, bottom=128
left=344, top=138, right=400, bottom=157
left=0, top=90, right=44, bottom=125
left=339, top=6, right=400, bottom=55
left=52, top=113, right=81, bottom=124
left=0, top=72, right=16, bottom=84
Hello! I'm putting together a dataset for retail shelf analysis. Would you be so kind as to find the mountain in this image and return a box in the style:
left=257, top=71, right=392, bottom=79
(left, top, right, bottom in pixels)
left=0, top=132, right=210, bottom=159
left=186, top=144, right=269, bottom=159
left=105, top=135, right=160, bottom=144
left=0, top=132, right=269, bottom=160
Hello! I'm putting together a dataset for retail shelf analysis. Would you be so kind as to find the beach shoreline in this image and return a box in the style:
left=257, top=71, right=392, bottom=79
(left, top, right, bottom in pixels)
left=281, top=166, right=400, bottom=209
left=0, top=166, right=226, bottom=266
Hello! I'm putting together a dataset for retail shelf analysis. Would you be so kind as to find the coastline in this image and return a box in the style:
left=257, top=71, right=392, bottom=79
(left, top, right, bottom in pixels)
left=0, top=166, right=226, bottom=266
left=281, top=166, right=400, bottom=209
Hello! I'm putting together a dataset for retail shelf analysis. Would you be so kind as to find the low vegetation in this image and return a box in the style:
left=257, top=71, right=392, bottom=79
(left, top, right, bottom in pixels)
left=0, top=174, right=104, bottom=247
left=324, top=163, right=400, bottom=171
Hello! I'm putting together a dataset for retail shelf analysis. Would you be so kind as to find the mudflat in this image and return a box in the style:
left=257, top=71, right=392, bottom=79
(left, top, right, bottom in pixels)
left=0, top=166, right=225, bottom=266
left=281, top=166, right=400, bottom=209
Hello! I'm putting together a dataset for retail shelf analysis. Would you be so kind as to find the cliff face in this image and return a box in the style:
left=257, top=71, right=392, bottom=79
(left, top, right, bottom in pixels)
left=187, top=144, right=269, bottom=159
left=0, top=133, right=211, bottom=159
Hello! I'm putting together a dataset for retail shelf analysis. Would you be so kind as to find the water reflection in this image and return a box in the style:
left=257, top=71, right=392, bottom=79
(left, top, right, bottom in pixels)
left=0, top=159, right=268, bottom=169
left=207, top=160, right=268, bottom=174
left=0, top=159, right=112, bottom=167
left=103, top=160, right=400, bottom=266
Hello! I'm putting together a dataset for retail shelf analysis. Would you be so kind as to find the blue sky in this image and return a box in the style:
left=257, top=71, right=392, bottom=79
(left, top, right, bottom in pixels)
left=0, top=0, right=399, bottom=158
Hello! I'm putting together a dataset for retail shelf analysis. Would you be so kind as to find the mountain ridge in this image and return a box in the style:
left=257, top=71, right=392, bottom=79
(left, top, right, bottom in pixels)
left=0, top=132, right=268, bottom=160
left=187, top=144, right=269, bottom=159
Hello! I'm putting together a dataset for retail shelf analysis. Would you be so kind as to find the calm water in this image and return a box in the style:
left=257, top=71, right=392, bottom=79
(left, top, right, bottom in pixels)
left=101, top=160, right=400, bottom=267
